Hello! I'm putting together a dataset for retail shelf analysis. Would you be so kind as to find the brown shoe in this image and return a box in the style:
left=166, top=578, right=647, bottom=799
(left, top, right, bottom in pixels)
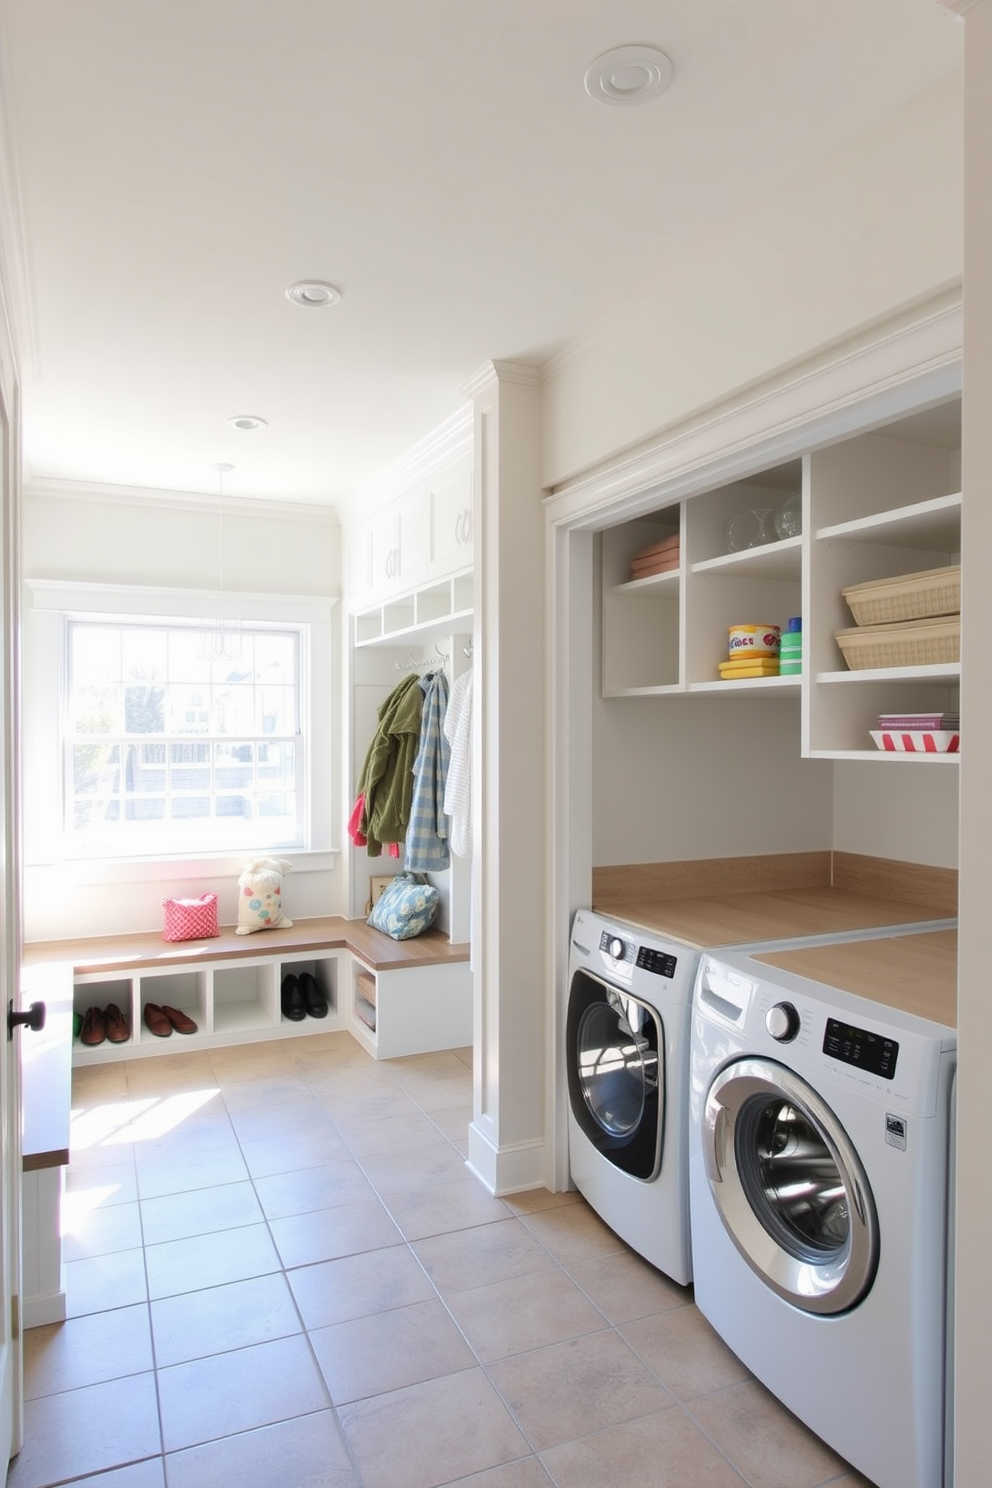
left=103, top=1004, right=130, bottom=1043
left=143, top=1003, right=172, bottom=1037
left=162, top=1005, right=198, bottom=1035
left=80, top=1006, right=106, bottom=1046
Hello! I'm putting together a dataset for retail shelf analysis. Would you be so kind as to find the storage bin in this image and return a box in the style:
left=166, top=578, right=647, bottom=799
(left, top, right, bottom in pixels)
left=834, top=616, right=960, bottom=670
left=841, top=565, right=960, bottom=626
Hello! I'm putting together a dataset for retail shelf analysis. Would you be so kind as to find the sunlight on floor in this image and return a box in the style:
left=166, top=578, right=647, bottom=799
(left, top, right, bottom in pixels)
left=69, top=1089, right=222, bottom=1150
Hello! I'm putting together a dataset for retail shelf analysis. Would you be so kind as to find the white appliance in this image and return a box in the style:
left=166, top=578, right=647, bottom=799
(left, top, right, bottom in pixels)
left=688, top=934, right=956, bottom=1488
left=565, top=909, right=954, bottom=1288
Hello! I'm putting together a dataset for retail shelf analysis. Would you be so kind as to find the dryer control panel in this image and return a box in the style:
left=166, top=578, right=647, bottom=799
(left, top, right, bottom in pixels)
left=823, top=1017, right=899, bottom=1081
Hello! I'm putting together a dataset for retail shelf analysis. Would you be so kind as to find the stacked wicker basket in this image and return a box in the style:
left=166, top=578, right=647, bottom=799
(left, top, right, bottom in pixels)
left=834, top=564, right=961, bottom=670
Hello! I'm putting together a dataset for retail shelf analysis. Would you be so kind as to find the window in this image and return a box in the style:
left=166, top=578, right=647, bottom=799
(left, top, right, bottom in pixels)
left=65, top=618, right=305, bottom=858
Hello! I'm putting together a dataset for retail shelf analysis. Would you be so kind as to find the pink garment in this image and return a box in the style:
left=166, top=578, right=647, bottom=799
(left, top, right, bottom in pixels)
left=347, top=794, right=367, bottom=847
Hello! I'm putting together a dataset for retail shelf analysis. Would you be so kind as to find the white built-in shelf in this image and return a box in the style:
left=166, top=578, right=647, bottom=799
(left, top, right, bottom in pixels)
left=353, top=571, right=473, bottom=649
left=689, top=676, right=802, bottom=696
left=816, top=492, right=962, bottom=550
left=691, top=535, right=802, bottom=579
left=808, top=749, right=960, bottom=765
left=608, top=570, right=680, bottom=597
left=815, top=664, right=961, bottom=685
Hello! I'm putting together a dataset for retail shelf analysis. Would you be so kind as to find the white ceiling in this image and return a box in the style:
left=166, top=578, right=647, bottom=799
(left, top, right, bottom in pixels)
left=0, top=1, right=963, bottom=511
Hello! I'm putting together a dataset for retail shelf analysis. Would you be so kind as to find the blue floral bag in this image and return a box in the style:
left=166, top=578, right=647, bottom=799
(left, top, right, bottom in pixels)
left=367, top=871, right=440, bottom=940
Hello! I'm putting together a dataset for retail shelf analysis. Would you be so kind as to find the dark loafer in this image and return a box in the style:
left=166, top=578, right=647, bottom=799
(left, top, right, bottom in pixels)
left=299, top=971, right=328, bottom=1019
left=103, top=1003, right=131, bottom=1043
left=280, top=974, right=307, bottom=1021
left=162, top=1005, right=198, bottom=1035
left=80, top=1006, right=106, bottom=1046
left=143, top=1003, right=173, bottom=1037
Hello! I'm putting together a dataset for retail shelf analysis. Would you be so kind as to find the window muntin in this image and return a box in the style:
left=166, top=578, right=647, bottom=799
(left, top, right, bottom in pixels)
left=66, top=619, right=304, bottom=858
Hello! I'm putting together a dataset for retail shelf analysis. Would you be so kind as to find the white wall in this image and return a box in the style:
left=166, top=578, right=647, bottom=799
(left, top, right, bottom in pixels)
left=832, top=760, right=959, bottom=869
left=542, top=71, right=963, bottom=491
left=593, top=694, right=833, bottom=865
left=21, top=488, right=344, bottom=941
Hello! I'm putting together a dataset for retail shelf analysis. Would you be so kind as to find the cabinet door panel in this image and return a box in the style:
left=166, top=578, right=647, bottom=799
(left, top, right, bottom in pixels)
left=428, top=454, right=473, bottom=578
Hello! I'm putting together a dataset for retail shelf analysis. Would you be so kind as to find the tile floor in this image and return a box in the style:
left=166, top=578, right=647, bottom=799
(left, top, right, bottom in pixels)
left=9, top=1031, right=877, bottom=1488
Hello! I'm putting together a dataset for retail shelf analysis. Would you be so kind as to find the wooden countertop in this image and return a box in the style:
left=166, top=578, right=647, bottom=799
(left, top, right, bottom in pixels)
left=594, top=887, right=952, bottom=950
left=23, top=916, right=471, bottom=977
left=752, top=929, right=957, bottom=1029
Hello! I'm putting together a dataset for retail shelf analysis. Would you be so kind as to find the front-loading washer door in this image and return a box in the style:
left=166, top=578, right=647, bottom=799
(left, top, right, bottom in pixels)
left=566, top=969, right=664, bottom=1181
left=702, top=1057, right=878, bottom=1315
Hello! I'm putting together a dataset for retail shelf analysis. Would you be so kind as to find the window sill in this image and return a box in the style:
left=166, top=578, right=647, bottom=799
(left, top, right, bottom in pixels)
left=25, top=849, right=339, bottom=887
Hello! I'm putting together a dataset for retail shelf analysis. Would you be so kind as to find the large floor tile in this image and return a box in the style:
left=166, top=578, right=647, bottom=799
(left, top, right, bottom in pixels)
left=7, top=1372, right=161, bottom=1488
left=412, top=1217, right=554, bottom=1296
left=62, top=1196, right=144, bottom=1261
left=338, top=1369, right=531, bottom=1488
left=63, top=1461, right=166, bottom=1488
left=538, top=1407, right=749, bottom=1488
left=150, top=1271, right=303, bottom=1367
left=333, top=1108, right=451, bottom=1159
left=383, top=1177, right=512, bottom=1241
left=287, top=1244, right=436, bottom=1330
left=444, top=1266, right=607, bottom=1361
left=24, top=1303, right=153, bottom=1398
left=517, top=1202, right=628, bottom=1264
left=144, top=1222, right=281, bottom=1300
left=65, top=1159, right=140, bottom=1204
left=310, top=1297, right=476, bottom=1403
left=157, top=1333, right=329, bottom=1452
left=134, top=1144, right=249, bottom=1201
left=355, top=1140, right=470, bottom=1195
left=442, top=1463, right=553, bottom=1488
left=268, top=1193, right=402, bottom=1268
left=619, top=1307, right=752, bottom=1401
left=689, top=1378, right=855, bottom=1488
left=565, top=1250, right=692, bottom=1325
left=487, top=1330, right=675, bottom=1453
left=140, top=1179, right=264, bottom=1246
left=253, top=1157, right=374, bottom=1220
left=65, top=1246, right=149, bottom=1318
left=238, top=1124, right=351, bottom=1179
left=164, top=1409, right=358, bottom=1488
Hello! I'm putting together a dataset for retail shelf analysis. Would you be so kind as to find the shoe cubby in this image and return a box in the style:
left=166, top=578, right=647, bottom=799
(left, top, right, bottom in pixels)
left=211, top=962, right=275, bottom=1038
left=277, top=954, right=340, bottom=1029
left=346, top=954, right=472, bottom=1061
left=73, top=975, right=135, bottom=1052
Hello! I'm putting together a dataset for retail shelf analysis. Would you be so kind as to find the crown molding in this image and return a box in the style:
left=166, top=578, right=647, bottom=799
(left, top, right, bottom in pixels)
left=461, top=358, right=544, bottom=401
left=21, top=475, right=341, bottom=523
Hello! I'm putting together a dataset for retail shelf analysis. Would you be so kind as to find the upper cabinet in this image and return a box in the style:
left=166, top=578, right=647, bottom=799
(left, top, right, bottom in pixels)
left=599, top=399, right=961, bottom=763
left=427, top=451, right=474, bottom=580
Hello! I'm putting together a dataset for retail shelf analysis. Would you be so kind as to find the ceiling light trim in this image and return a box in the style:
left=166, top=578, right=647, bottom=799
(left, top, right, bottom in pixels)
left=584, top=45, right=675, bottom=107
left=286, top=281, right=343, bottom=308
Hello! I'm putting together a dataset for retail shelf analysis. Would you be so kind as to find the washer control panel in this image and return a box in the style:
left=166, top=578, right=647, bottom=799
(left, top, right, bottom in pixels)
left=635, top=945, right=678, bottom=979
left=823, top=1016, right=899, bottom=1081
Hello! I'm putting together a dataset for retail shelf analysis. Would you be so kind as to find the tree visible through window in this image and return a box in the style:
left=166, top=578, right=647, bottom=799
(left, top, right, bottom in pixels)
left=66, top=619, right=303, bottom=857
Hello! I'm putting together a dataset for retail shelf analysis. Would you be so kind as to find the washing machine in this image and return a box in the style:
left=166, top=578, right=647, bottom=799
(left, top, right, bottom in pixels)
left=566, top=906, right=954, bottom=1288
left=688, top=928, right=957, bottom=1488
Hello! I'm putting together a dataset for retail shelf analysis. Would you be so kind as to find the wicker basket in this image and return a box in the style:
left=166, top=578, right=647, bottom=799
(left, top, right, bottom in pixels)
left=835, top=615, right=961, bottom=670
left=841, top=565, right=960, bottom=627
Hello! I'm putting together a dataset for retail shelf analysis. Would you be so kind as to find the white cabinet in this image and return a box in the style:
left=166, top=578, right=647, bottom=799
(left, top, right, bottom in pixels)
left=71, top=947, right=346, bottom=1063
left=427, top=452, right=473, bottom=579
left=600, top=401, right=961, bottom=762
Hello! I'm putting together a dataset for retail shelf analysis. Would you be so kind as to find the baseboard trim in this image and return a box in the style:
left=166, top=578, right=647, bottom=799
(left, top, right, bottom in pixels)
left=466, top=1122, right=546, bottom=1198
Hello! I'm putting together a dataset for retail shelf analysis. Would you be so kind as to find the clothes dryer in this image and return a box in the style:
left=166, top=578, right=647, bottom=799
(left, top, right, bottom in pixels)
left=688, top=929, right=957, bottom=1488
left=566, top=907, right=954, bottom=1287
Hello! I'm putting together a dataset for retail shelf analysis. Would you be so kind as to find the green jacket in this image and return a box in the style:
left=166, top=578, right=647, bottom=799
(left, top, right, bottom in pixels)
left=357, top=673, right=424, bottom=856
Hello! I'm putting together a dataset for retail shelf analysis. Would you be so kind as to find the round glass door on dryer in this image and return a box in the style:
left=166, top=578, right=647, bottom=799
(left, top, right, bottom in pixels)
left=567, top=971, right=663, bottom=1181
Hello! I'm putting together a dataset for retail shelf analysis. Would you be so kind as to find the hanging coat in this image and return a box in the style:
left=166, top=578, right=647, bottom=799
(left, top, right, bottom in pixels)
left=356, top=672, right=424, bottom=856
left=405, top=671, right=451, bottom=872
left=443, top=669, right=473, bottom=858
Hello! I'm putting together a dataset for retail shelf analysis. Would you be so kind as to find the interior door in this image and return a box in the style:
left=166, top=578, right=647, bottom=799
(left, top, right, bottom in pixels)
left=0, top=336, right=24, bottom=1465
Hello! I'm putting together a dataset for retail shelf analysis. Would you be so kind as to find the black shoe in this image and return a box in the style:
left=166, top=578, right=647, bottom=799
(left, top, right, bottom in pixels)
left=280, top=974, right=307, bottom=1021
left=299, top=971, right=329, bottom=1019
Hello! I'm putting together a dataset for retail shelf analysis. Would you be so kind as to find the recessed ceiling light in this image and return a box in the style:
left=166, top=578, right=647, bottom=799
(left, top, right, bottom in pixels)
left=286, top=281, right=343, bottom=308
left=227, top=415, right=267, bottom=432
left=584, top=45, right=675, bottom=106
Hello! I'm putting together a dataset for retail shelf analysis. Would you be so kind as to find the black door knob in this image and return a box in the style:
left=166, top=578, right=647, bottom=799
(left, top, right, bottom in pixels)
left=8, top=1000, right=46, bottom=1040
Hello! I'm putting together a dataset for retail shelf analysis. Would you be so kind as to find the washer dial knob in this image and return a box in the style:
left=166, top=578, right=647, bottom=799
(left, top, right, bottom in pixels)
left=765, top=1002, right=801, bottom=1042
left=607, top=936, right=626, bottom=961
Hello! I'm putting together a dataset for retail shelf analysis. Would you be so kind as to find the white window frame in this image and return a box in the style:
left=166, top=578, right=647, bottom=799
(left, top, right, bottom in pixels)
left=24, top=581, right=337, bottom=884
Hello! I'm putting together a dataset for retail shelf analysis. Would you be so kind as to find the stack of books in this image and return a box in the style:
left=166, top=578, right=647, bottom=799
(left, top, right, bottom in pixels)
left=630, top=534, right=680, bottom=580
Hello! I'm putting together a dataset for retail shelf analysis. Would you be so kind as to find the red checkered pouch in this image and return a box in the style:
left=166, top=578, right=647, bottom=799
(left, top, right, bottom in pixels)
left=162, top=893, right=220, bottom=942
